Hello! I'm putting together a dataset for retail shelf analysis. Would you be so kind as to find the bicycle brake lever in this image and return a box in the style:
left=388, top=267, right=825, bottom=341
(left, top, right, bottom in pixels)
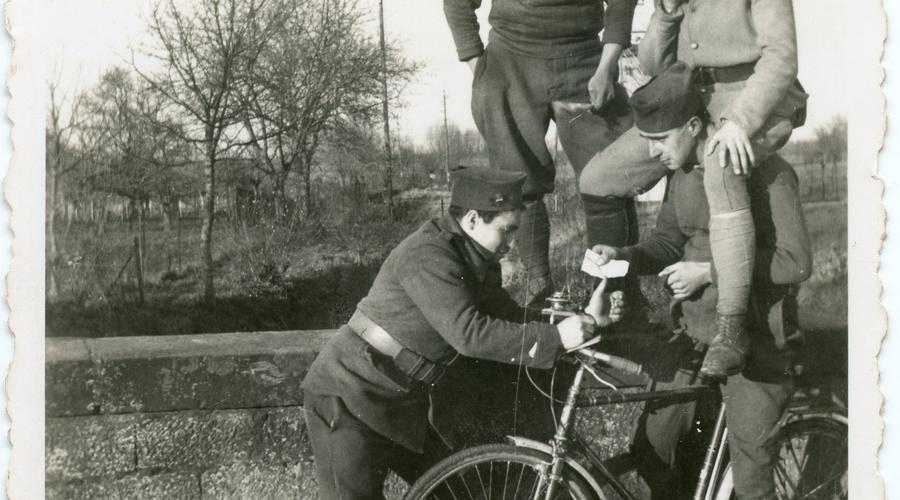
left=582, top=363, right=619, bottom=391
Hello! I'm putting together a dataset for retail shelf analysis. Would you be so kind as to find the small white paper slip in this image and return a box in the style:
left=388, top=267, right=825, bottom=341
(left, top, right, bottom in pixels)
left=581, top=249, right=630, bottom=278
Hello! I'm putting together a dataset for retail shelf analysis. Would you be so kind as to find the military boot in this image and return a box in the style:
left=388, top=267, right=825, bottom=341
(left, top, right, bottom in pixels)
left=700, top=313, right=751, bottom=377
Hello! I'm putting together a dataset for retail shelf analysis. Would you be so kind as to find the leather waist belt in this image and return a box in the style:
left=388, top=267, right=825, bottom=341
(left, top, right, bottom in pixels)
left=348, top=310, right=446, bottom=386
left=693, top=63, right=756, bottom=86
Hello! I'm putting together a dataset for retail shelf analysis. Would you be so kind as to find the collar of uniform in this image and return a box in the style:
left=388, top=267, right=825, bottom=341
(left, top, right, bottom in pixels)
left=438, top=213, right=493, bottom=283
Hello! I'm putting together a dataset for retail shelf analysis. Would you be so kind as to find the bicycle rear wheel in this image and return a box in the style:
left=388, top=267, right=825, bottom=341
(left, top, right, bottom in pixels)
left=771, top=417, right=848, bottom=500
left=712, top=416, right=847, bottom=500
left=404, top=443, right=597, bottom=500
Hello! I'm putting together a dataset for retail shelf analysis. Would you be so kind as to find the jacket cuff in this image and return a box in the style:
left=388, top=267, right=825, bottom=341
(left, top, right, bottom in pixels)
left=601, top=27, right=633, bottom=49
left=529, top=323, right=565, bottom=369
left=457, top=43, right=484, bottom=62
left=617, top=246, right=636, bottom=264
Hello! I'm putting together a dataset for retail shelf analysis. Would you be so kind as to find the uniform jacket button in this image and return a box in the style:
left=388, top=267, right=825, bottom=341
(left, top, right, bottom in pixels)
left=690, top=42, right=699, bottom=49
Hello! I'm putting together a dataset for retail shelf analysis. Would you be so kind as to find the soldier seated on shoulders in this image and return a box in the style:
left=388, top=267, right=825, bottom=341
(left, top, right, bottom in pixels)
left=302, top=166, right=625, bottom=500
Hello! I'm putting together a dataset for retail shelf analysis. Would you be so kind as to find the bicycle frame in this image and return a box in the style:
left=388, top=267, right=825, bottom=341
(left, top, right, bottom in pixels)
left=407, top=346, right=846, bottom=500
left=510, top=354, right=720, bottom=500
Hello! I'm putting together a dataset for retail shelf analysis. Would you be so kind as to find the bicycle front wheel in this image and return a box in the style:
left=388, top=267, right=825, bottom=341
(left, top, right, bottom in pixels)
left=771, top=417, right=848, bottom=500
left=404, top=443, right=598, bottom=500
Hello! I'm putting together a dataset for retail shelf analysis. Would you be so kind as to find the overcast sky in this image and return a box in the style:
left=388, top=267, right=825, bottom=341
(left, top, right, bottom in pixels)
left=42, top=0, right=846, bottom=145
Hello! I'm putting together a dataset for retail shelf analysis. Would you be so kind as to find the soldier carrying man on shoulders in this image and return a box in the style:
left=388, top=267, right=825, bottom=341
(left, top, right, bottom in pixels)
left=591, top=63, right=812, bottom=500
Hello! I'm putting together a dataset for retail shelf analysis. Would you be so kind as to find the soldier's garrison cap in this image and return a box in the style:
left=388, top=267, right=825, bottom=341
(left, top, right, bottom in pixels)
left=450, top=166, right=526, bottom=212
left=630, top=61, right=704, bottom=134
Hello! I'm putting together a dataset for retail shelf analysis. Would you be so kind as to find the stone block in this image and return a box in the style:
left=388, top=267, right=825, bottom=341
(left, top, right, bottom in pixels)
left=200, top=461, right=318, bottom=500
left=248, top=406, right=311, bottom=463
left=46, top=472, right=200, bottom=500
left=46, top=415, right=138, bottom=482
left=135, top=410, right=256, bottom=469
left=46, top=339, right=97, bottom=417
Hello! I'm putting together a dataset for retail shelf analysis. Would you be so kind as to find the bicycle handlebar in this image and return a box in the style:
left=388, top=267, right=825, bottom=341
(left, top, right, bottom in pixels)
left=577, top=348, right=644, bottom=376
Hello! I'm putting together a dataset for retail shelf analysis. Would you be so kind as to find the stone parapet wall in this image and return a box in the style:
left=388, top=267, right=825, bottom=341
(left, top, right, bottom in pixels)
left=46, top=330, right=646, bottom=499
left=46, top=331, right=331, bottom=499
left=46, top=407, right=315, bottom=499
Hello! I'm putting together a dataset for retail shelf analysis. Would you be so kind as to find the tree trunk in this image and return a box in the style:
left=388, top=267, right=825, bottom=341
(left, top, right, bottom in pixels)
left=275, top=172, right=292, bottom=220
left=831, top=157, right=838, bottom=199
left=200, top=141, right=217, bottom=301
left=138, top=199, right=147, bottom=260
left=304, top=163, right=312, bottom=217
left=163, top=199, right=171, bottom=233
left=47, top=168, right=60, bottom=298
left=820, top=160, right=826, bottom=201
left=177, top=209, right=182, bottom=273
left=379, top=0, right=394, bottom=220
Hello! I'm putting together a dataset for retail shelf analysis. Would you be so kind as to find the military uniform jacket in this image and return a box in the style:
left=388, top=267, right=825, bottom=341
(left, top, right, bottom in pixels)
left=443, top=0, right=636, bottom=61
left=620, top=154, right=812, bottom=379
left=638, top=0, right=807, bottom=138
left=302, top=214, right=563, bottom=452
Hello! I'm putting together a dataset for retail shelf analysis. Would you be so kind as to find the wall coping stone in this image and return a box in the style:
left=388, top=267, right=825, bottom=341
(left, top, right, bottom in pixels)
left=46, top=330, right=336, bottom=417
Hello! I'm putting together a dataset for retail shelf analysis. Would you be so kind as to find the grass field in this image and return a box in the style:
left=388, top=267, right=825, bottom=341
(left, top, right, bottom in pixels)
left=46, top=176, right=847, bottom=337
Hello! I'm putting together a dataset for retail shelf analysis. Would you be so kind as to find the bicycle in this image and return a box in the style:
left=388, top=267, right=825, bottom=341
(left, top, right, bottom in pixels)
left=403, top=343, right=847, bottom=500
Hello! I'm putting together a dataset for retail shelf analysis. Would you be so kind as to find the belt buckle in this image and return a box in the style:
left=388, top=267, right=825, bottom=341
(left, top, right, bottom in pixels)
left=414, top=358, right=444, bottom=387
left=395, top=349, right=443, bottom=386
left=695, top=67, right=715, bottom=86
left=428, top=364, right=447, bottom=387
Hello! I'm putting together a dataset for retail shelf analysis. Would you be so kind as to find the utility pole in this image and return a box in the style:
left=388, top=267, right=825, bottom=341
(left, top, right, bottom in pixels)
left=443, top=91, right=451, bottom=185
left=379, top=0, right=394, bottom=219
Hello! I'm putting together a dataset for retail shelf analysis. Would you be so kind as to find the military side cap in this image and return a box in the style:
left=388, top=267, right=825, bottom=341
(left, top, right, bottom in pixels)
left=630, top=61, right=704, bottom=134
left=450, top=166, right=526, bottom=211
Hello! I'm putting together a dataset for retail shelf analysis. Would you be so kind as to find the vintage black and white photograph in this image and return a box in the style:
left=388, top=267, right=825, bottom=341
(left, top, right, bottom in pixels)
left=4, top=0, right=886, bottom=498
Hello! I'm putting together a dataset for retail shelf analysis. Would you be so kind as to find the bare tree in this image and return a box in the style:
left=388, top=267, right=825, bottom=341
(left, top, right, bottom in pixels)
left=813, top=115, right=847, bottom=200
left=83, top=67, right=195, bottom=253
left=236, top=0, right=417, bottom=217
left=46, top=79, right=97, bottom=297
left=425, top=122, right=487, bottom=168
left=139, top=0, right=287, bottom=300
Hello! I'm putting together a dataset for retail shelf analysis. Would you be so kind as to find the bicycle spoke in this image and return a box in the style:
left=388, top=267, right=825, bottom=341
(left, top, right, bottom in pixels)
left=457, top=470, right=477, bottom=500
left=787, top=437, right=809, bottom=476
left=513, top=462, right=527, bottom=500
left=531, top=465, right=548, bottom=500
left=800, top=469, right=848, bottom=499
left=474, top=463, right=489, bottom=499
left=770, top=424, right=849, bottom=500
left=526, top=470, right=541, bottom=500
left=502, top=461, right=510, bottom=500
left=775, top=460, right=799, bottom=498
left=442, top=480, right=461, bottom=500
left=488, top=461, right=493, bottom=500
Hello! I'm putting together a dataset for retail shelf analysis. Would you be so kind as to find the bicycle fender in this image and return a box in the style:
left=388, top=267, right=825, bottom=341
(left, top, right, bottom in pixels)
left=505, top=435, right=608, bottom=500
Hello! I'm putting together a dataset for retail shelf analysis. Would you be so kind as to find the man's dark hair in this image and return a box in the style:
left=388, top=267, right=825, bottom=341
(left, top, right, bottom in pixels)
left=448, top=205, right=499, bottom=223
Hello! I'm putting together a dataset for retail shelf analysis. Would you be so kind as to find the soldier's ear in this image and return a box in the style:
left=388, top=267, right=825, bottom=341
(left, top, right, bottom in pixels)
left=687, top=116, right=704, bottom=137
left=464, top=209, right=480, bottom=230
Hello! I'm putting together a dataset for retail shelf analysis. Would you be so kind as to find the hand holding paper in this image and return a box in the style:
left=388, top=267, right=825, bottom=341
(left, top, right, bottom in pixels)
left=581, top=248, right=629, bottom=278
